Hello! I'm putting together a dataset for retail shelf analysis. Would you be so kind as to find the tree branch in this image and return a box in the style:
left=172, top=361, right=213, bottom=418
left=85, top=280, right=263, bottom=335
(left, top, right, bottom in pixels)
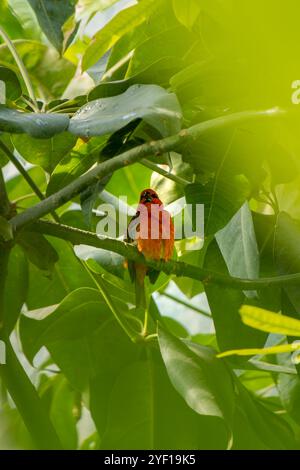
left=30, top=220, right=300, bottom=290
left=10, top=107, right=287, bottom=231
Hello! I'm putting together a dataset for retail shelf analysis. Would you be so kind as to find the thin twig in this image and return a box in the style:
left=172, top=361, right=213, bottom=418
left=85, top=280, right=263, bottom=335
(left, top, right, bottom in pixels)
left=0, top=26, right=39, bottom=111
left=141, top=159, right=190, bottom=186
left=162, top=292, right=211, bottom=318
left=0, top=140, right=60, bottom=223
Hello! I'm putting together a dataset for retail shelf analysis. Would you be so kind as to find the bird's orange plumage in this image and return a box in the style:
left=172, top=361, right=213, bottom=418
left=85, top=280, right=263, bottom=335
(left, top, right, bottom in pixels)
left=127, top=189, right=174, bottom=303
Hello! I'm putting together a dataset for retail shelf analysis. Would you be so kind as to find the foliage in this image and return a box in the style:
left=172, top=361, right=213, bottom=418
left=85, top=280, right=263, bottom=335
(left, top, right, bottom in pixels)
left=1, top=0, right=300, bottom=450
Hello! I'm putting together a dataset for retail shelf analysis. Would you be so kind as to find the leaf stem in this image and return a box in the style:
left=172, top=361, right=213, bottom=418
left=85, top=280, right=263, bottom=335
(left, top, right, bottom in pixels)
left=0, top=26, right=39, bottom=111
left=82, top=261, right=140, bottom=343
left=141, top=159, right=190, bottom=186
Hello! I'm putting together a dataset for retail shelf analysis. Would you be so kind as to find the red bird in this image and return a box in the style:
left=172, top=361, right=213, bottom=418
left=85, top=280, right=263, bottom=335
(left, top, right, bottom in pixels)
left=127, top=189, right=174, bottom=310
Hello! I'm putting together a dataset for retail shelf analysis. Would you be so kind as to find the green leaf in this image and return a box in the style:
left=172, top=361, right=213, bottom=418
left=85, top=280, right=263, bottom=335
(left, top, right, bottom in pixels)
left=158, top=326, right=235, bottom=424
left=172, top=0, right=201, bottom=29
left=126, top=26, right=194, bottom=77
left=216, top=203, right=259, bottom=289
left=0, top=1, right=25, bottom=39
left=97, top=349, right=229, bottom=450
left=12, top=132, right=76, bottom=173
left=18, top=232, right=59, bottom=272
left=0, top=66, right=22, bottom=101
left=6, top=0, right=42, bottom=40
left=74, top=245, right=125, bottom=279
left=0, top=39, right=76, bottom=101
left=3, top=245, right=28, bottom=334
left=240, top=305, right=300, bottom=337
left=185, top=176, right=251, bottom=236
left=27, top=0, right=76, bottom=53
left=25, top=238, right=94, bottom=310
left=80, top=176, right=111, bottom=227
left=105, top=162, right=152, bottom=206
left=0, top=106, right=69, bottom=137
left=0, top=215, right=13, bottom=241
left=274, top=212, right=300, bottom=314
left=6, top=166, right=46, bottom=207
left=235, top=381, right=298, bottom=450
left=151, top=154, right=192, bottom=205
left=277, top=374, right=300, bottom=424
left=19, top=287, right=136, bottom=391
left=218, top=343, right=300, bottom=359
left=47, top=376, right=78, bottom=450
left=82, top=0, right=157, bottom=71
left=46, top=136, right=107, bottom=196
left=204, top=240, right=267, bottom=351
left=174, top=241, right=210, bottom=299
left=88, top=57, right=180, bottom=101
left=69, top=85, right=182, bottom=138
left=0, top=134, right=12, bottom=167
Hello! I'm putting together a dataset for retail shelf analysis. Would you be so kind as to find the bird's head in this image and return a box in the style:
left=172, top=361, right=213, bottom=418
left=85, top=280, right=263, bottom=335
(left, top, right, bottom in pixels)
left=139, top=189, right=162, bottom=205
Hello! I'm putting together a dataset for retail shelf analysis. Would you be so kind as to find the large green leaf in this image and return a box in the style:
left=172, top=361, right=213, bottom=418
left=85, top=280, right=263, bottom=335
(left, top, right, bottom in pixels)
left=20, top=287, right=138, bottom=393
left=204, top=240, right=267, bottom=350
left=3, top=245, right=28, bottom=334
left=69, top=85, right=182, bottom=138
left=126, top=26, right=194, bottom=77
left=172, top=0, right=201, bottom=29
left=0, top=66, right=22, bottom=101
left=0, top=1, right=25, bottom=39
left=82, top=0, right=157, bottom=71
left=0, top=39, right=75, bottom=100
left=12, top=132, right=76, bottom=173
left=274, top=212, right=300, bottom=314
left=216, top=203, right=259, bottom=282
left=74, top=245, right=125, bottom=279
left=0, top=106, right=69, bottom=137
left=18, top=232, right=59, bottom=272
left=46, top=136, right=107, bottom=195
left=27, top=0, right=76, bottom=53
left=97, top=349, right=228, bottom=450
left=185, top=176, right=251, bottom=236
left=235, top=381, right=298, bottom=450
left=158, top=326, right=235, bottom=425
left=104, top=163, right=152, bottom=206
left=277, top=374, right=300, bottom=424
left=40, top=375, right=78, bottom=450
left=6, top=166, right=46, bottom=209
left=88, top=57, right=180, bottom=101
left=26, top=238, right=94, bottom=310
